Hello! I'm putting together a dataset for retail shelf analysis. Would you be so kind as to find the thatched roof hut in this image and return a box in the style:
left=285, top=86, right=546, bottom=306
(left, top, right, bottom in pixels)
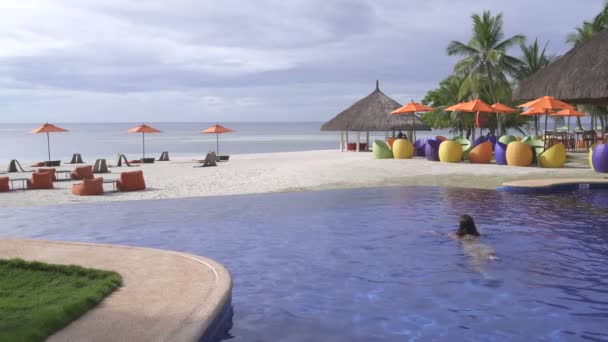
left=513, top=29, right=608, bottom=105
left=321, top=81, right=430, bottom=132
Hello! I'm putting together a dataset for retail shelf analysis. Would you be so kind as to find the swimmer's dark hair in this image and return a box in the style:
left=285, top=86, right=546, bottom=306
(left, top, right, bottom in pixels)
left=457, top=214, right=480, bottom=237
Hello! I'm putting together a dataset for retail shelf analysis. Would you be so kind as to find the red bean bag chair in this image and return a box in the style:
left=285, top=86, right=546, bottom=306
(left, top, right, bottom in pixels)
left=129, top=160, right=142, bottom=164
left=0, top=177, right=9, bottom=192
left=27, top=171, right=54, bottom=189
left=37, top=168, right=57, bottom=181
left=72, top=177, right=104, bottom=196
left=30, top=162, right=45, bottom=167
left=71, top=165, right=94, bottom=180
left=117, top=170, right=146, bottom=192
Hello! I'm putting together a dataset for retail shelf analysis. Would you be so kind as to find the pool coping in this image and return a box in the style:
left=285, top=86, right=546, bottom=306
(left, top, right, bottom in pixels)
left=0, top=237, right=232, bottom=342
left=499, top=178, right=608, bottom=192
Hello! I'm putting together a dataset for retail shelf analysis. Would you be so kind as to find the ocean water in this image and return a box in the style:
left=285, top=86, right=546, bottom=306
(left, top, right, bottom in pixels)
left=1, top=186, right=607, bottom=341
left=1, top=122, right=449, bottom=162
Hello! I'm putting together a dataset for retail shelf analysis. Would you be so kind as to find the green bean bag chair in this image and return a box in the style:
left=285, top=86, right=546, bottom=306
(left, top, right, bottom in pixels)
left=373, top=140, right=393, bottom=159
left=452, top=136, right=471, bottom=160
left=498, top=135, right=517, bottom=145
left=392, top=139, right=414, bottom=159
left=439, top=140, right=463, bottom=163
left=524, top=138, right=545, bottom=159
left=506, top=141, right=533, bottom=167
left=539, top=143, right=566, bottom=168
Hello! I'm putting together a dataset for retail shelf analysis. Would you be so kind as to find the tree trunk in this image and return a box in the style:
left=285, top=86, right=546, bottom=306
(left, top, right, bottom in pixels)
left=484, top=62, right=500, bottom=135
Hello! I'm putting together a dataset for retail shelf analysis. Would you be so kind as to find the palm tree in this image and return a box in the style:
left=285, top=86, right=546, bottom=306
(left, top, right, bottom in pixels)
left=421, top=76, right=473, bottom=137
left=515, top=38, right=554, bottom=133
left=566, top=2, right=608, bottom=46
left=447, top=11, right=525, bottom=135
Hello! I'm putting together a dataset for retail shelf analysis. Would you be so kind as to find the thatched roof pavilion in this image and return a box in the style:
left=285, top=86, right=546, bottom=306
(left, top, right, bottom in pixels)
left=321, top=81, right=430, bottom=132
left=513, top=29, right=608, bottom=105
left=321, top=81, right=430, bottom=152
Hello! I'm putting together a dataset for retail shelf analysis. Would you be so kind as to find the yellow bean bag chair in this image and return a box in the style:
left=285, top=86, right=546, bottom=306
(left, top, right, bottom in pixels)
left=392, top=139, right=414, bottom=159
left=506, top=141, right=533, bottom=167
left=438, top=140, right=462, bottom=163
left=469, top=141, right=493, bottom=164
left=539, top=143, right=566, bottom=168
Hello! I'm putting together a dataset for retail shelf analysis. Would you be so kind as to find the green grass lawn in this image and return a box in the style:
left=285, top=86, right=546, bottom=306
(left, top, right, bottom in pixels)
left=0, top=258, right=122, bottom=342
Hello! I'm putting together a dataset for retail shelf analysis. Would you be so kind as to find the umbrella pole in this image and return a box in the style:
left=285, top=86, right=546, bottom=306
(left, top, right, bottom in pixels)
left=142, top=132, right=145, bottom=159
left=47, top=132, right=51, bottom=162
left=543, top=109, right=549, bottom=152
left=216, top=133, right=219, bottom=156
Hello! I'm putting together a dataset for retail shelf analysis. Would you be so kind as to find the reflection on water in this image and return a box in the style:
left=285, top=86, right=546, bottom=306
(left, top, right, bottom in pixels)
left=0, top=186, right=607, bottom=341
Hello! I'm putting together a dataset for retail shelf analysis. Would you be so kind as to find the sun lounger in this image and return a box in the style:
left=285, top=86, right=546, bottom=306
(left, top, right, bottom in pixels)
left=44, top=160, right=61, bottom=167
left=27, top=171, right=54, bottom=189
left=115, top=154, right=140, bottom=167
left=72, top=177, right=104, bottom=196
left=117, top=170, right=146, bottom=192
left=93, top=159, right=110, bottom=174
left=7, top=160, right=32, bottom=173
left=71, top=165, right=95, bottom=180
left=158, top=151, right=170, bottom=161
left=194, top=152, right=217, bottom=167
left=66, top=153, right=84, bottom=164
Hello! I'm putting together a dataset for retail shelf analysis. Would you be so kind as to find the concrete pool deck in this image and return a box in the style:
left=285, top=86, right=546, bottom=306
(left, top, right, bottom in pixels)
left=501, top=178, right=608, bottom=191
left=0, top=238, right=232, bottom=342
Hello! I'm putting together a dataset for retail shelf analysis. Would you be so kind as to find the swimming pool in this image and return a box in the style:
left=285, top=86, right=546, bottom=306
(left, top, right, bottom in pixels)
left=1, top=186, right=607, bottom=341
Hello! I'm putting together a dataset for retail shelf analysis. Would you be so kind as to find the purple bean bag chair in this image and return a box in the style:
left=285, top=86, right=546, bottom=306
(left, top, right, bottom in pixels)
left=592, top=144, right=608, bottom=173
left=494, top=142, right=508, bottom=165
left=473, top=136, right=488, bottom=148
left=488, top=136, right=497, bottom=150
left=425, top=139, right=441, bottom=161
left=414, top=138, right=427, bottom=157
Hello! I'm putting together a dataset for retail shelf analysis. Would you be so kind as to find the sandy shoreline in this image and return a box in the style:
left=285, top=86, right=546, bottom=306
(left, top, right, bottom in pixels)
left=0, top=150, right=602, bottom=207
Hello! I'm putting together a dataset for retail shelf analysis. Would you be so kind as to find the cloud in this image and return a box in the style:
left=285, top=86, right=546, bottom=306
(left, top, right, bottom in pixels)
left=0, top=0, right=604, bottom=122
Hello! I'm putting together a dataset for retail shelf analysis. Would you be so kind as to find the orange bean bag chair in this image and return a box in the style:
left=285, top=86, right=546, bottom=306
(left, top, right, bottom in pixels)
left=30, top=162, right=45, bottom=167
left=469, top=141, right=493, bottom=164
left=27, top=171, right=54, bottom=189
left=436, top=136, right=447, bottom=141
left=37, top=168, right=57, bottom=181
left=0, top=176, right=9, bottom=192
left=506, top=142, right=533, bottom=167
left=72, top=177, right=104, bottom=196
left=387, top=137, right=398, bottom=148
left=117, top=170, right=146, bottom=192
left=71, top=165, right=94, bottom=180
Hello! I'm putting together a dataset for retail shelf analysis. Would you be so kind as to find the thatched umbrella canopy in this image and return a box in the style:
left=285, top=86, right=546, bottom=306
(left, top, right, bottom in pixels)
left=513, top=29, right=608, bottom=105
left=321, top=81, right=430, bottom=132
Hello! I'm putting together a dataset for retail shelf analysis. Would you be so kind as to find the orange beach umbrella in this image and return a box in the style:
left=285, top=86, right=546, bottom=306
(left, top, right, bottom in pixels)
left=552, top=108, right=586, bottom=132
left=390, top=100, right=433, bottom=140
left=446, top=99, right=494, bottom=134
left=518, top=96, right=572, bottom=148
left=30, top=123, right=69, bottom=161
left=202, top=124, right=235, bottom=156
left=127, top=124, right=161, bottom=159
left=491, top=102, right=517, bottom=113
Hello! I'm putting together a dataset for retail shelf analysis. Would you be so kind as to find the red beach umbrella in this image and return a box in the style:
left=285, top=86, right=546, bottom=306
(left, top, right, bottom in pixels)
left=127, top=124, right=161, bottom=159
left=30, top=123, right=69, bottom=162
left=202, top=124, right=235, bottom=156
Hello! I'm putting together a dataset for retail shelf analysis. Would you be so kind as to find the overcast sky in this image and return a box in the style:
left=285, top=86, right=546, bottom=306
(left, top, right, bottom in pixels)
left=0, top=0, right=604, bottom=123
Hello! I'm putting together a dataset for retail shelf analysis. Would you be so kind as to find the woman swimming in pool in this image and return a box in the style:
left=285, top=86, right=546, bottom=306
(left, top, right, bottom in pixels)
left=431, top=215, right=497, bottom=265
left=450, top=215, right=498, bottom=264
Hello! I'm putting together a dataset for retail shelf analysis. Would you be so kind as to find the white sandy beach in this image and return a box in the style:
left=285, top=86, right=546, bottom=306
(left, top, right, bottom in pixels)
left=0, top=150, right=601, bottom=207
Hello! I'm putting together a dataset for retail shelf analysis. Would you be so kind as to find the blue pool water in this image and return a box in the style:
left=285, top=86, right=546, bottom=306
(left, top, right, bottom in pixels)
left=1, top=186, right=608, bottom=341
